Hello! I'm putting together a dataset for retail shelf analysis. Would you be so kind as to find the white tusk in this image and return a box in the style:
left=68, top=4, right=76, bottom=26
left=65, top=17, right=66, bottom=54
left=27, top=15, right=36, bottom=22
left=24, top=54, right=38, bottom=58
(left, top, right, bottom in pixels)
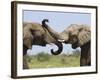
left=58, top=39, right=65, bottom=42
left=49, top=43, right=54, bottom=45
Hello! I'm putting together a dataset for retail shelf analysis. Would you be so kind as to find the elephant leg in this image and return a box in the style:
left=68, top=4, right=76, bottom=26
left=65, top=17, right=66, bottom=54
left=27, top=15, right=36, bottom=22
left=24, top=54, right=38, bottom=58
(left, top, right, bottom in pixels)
left=87, top=57, right=91, bottom=66
left=87, top=60, right=91, bottom=66
left=23, top=45, right=28, bottom=56
left=80, top=57, right=87, bottom=66
left=80, top=53, right=91, bottom=66
left=87, top=48, right=91, bottom=66
left=80, top=48, right=88, bottom=66
left=80, top=42, right=91, bottom=66
left=23, top=45, right=29, bottom=69
left=80, top=57, right=91, bottom=66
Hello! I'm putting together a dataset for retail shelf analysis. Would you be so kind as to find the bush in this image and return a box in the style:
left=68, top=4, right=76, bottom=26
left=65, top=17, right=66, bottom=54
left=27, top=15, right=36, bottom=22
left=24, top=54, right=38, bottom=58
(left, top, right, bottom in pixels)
left=37, top=52, right=51, bottom=62
left=72, top=49, right=81, bottom=57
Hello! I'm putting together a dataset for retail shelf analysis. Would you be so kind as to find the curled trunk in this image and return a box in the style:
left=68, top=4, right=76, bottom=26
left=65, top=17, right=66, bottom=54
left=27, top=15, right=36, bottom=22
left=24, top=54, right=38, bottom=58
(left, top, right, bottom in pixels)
left=51, top=42, right=63, bottom=55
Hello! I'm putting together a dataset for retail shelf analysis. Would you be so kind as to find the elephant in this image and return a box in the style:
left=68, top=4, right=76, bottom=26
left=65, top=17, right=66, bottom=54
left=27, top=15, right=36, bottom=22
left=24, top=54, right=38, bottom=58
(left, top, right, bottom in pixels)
left=60, top=24, right=91, bottom=66
left=23, top=21, right=63, bottom=56
left=23, top=20, right=64, bottom=69
left=42, top=19, right=91, bottom=66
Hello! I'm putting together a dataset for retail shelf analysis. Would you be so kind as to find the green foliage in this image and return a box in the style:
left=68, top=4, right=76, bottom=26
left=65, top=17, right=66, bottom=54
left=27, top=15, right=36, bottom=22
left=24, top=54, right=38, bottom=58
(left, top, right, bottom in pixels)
left=72, top=49, right=81, bottom=57
left=24, top=52, right=80, bottom=69
left=37, top=52, right=51, bottom=62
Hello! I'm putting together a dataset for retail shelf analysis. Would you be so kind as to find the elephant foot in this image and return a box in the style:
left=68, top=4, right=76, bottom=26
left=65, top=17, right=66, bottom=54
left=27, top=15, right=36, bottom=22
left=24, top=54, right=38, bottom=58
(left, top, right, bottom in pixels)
left=80, top=58, right=91, bottom=66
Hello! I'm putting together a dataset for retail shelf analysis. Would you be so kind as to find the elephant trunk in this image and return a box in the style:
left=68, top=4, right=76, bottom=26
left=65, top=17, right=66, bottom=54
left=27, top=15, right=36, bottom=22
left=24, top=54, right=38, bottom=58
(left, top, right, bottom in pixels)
left=42, top=19, right=64, bottom=55
left=42, top=19, right=62, bottom=40
left=42, top=19, right=69, bottom=42
left=51, top=42, right=63, bottom=55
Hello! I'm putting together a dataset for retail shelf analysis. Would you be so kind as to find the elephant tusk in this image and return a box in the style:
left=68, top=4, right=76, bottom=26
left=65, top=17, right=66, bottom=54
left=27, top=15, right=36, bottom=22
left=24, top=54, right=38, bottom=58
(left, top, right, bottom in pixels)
left=58, top=39, right=65, bottom=42
left=49, top=43, right=54, bottom=45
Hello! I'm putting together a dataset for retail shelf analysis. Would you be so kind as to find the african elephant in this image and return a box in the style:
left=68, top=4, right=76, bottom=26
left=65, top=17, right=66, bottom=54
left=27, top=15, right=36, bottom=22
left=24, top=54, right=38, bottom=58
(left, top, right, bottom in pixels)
left=23, top=21, right=63, bottom=56
left=23, top=21, right=63, bottom=69
left=42, top=19, right=91, bottom=66
left=59, top=24, right=91, bottom=66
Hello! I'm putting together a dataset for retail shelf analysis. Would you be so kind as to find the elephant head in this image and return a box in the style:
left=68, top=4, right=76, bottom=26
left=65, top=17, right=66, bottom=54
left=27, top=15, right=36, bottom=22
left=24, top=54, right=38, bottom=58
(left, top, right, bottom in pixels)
left=23, top=21, right=63, bottom=55
left=59, top=24, right=91, bottom=49
left=42, top=19, right=91, bottom=49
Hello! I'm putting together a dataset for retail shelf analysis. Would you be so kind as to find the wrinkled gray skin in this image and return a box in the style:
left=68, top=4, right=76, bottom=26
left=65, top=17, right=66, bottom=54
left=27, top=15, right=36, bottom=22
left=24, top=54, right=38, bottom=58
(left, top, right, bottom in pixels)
left=23, top=20, right=63, bottom=69
left=43, top=20, right=91, bottom=66
left=23, top=20, right=63, bottom=56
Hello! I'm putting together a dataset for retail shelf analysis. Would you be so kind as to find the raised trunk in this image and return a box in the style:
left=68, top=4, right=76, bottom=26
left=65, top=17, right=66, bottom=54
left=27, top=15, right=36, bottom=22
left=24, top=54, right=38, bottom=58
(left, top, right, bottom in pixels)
left=42, top=19, right=62, bottom=40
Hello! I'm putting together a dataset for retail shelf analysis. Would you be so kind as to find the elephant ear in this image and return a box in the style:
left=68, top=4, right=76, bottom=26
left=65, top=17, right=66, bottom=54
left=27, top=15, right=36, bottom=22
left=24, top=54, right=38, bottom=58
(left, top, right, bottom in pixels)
left=78, top=26, right=91, bottom=46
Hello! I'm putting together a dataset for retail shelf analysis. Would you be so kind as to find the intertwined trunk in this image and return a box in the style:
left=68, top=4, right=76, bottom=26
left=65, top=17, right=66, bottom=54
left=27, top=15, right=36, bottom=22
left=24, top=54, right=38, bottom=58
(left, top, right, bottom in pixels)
left=42, top=19, right=64, bottom=55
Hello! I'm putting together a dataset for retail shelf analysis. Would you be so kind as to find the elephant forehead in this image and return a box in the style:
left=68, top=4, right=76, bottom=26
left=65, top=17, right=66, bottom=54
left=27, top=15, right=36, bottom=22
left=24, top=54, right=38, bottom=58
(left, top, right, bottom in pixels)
left=68, top=28, right=78, bottom=36
left=68, top=24, right=79, bottom=29
left=67, top=27, right=77, bottom=33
